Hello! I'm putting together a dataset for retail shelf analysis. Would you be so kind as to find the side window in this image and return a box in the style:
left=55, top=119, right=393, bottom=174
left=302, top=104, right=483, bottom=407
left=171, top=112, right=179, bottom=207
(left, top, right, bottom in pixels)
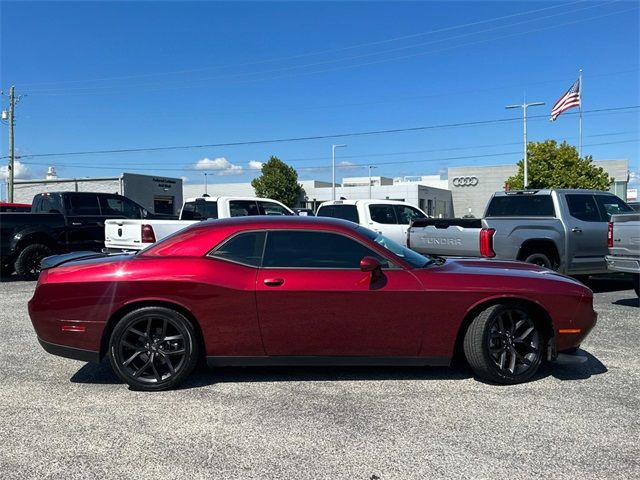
left=69, top=195, right=101, bottom=215
left=209, top=231, right=266, bottom=267
left=369, top=204, right=398, bottom=224
left=566, top=194, right=600, bottom=222
left=229, top=200, right=260, bottom=216
left=263, top=231, right=388, bottom=269
left=395, top=205, right=426, bottom=224
left=595, top=194, right=633, bottom=221
left=100, top=197, right=142, bottom=218
left=38, top=195, right=63, bottom=213
left=316, top=205, right=360, bottom=223
left=182, top=201, right=218, bottom=220
left=259, top=201, right=292, bottom=216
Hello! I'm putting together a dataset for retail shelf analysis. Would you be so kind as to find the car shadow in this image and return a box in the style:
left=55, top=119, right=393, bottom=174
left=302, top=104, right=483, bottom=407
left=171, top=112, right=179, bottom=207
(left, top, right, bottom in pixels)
left=70, top=351, right=607, bottom=390
left=582, top=275, right=634, bottom=293
left=613, top=297, right=639, bottom=307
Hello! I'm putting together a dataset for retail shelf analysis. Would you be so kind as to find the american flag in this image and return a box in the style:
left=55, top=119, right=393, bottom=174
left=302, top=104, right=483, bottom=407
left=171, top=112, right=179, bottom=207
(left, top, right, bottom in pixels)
left=550, top=78, right=581, bottom=121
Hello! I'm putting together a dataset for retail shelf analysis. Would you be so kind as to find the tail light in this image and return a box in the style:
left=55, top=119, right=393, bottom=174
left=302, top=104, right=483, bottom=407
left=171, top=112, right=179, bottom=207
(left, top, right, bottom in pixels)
left=607, top=222, right=614, bottom=248
left=141, top=224, right=156, bottom=243
left=480, top=228, right=496, bottom=258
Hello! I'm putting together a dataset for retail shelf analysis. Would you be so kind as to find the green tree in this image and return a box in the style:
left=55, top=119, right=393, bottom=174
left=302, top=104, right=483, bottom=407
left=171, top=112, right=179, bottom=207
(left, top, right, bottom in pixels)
left=251, top=156, right=302, bottom=207
left=506, top=140, right=611, bottom=190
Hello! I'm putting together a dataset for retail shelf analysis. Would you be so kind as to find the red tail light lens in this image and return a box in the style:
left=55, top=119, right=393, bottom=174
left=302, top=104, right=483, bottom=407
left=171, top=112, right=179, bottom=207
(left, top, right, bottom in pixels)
left=141, top=224, right=156, bottom=243
left=480, top=228, right=496, bottom=258
left=607, top=222, right=613, bottom=248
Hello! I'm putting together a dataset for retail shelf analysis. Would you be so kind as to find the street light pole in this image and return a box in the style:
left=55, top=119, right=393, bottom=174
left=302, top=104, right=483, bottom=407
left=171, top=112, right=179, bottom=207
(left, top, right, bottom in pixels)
left=331, top=144, right=347, bottom=201
left=204, top=172, right=209, bottom=195
left=505, top=101, right=545, bottom=189
left=368, top=165, right=376, bottom=199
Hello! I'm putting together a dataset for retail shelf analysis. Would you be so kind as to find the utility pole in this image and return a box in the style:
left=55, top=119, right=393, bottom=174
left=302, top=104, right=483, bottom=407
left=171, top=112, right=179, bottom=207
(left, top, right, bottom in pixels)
left=331, top=144, right=347, bottom=201
left=505, top=99, right=545, bottom=189
left=7, top=86, right=16, bottom=202
left=368, top=165, right=376, bottom=199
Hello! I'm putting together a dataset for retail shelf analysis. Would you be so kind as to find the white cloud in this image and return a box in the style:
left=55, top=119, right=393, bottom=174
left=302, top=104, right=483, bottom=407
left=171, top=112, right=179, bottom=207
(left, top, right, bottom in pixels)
left=0, top=160, right=30, bottom=180
left=248, top=160, right=263, bottom=170
left=193, top=157, right=244, bottom=176
left=180, top=176, right=189, bottom=183
left=338, top=161, right=362, bottom=171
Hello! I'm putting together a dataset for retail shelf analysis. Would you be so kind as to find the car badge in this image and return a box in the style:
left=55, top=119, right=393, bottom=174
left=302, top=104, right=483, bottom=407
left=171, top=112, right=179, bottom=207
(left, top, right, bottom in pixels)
left=118, top=228, right=122, bottom=236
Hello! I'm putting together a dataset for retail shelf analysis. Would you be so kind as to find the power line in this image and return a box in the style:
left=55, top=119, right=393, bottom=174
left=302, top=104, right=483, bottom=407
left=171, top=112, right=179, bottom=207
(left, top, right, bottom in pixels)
left=5, top=105, right=638, bottom=161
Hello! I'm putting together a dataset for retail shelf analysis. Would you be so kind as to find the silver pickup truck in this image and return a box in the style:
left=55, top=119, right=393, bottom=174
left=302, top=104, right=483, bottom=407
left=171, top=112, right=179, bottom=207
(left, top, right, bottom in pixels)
left=606, top=212, right=640, bottom=296
left=408, top=189, right=633, bottom=276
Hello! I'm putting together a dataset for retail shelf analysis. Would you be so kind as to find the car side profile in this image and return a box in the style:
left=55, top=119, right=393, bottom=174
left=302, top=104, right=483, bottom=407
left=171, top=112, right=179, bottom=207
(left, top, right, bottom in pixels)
left=29, top=217, right=596, bottom=391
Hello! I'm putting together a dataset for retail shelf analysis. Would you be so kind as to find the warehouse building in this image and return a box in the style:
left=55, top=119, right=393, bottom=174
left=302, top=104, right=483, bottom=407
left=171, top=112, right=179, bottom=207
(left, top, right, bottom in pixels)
left=12, top=171, right=183, bottom=216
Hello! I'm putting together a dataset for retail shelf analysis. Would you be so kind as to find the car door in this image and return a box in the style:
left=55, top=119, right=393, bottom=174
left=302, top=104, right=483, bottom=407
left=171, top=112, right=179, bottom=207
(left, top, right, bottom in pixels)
left=255, top=229, right=426, bottom=357
left=564, top=193, right=607, bottom=273
left=64, top=194, right=106, bottom=251
left=367, top=204, right=403, bottom=244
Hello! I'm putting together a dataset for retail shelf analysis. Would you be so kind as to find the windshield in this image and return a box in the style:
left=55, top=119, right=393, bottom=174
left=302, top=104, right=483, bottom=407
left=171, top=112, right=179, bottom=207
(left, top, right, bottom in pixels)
left=358, top=226, right=433, bottom=268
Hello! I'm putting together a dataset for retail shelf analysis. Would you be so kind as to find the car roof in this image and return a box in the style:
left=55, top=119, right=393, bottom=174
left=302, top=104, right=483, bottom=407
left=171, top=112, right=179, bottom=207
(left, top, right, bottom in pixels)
left=318, top=199, right=412, bottom=206
left=184, top=196, right=289, bottom=203
left=495, top=189, right=617, bottom=196
left=140, top=216, right=363, bottom=258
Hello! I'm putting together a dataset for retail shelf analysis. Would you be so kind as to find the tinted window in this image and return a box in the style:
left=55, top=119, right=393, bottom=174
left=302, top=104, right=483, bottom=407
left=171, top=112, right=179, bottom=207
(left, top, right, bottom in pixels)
left=316, top=204, right=359, bottom=223
left=258, top=201, right=292, bottom=216
left=229, top=200, right=260, bottom=216
left=566, top=194, right=600, bottom=222
left=100, top=196, right=142, bottom=218
left=486, top=195, right=556, bottom=217
left=595, top=194, right=632, bottom=221
left=181, top=200, right=218, bottom=220
left=36, top=195, right=63, bottom=213
left=395, top=205, right=426, bottom=224
left=263, top=231, right=387, bottom=269
left=210, top=231, right=265, bottom=267
left=369, top=204, right=398, bottom=224
left=68, top=195, right=100, bottom=215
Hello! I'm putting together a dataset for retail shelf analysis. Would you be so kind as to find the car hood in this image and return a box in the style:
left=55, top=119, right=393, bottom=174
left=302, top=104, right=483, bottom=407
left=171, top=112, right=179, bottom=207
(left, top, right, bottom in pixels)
left=423, top=257, right=585, bottom=287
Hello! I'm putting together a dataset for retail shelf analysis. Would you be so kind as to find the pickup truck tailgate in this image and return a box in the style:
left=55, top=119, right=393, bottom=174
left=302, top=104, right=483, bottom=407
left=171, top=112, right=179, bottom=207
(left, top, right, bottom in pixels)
left=105, top=219, right=148, bottom=250
left=408, top=218, right=482, bottom=256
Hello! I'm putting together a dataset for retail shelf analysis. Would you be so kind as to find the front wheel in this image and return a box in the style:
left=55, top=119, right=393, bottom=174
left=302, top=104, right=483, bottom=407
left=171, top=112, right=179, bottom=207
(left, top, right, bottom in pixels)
left=14, top=243, right=52, bottom=280
left=109, top=307, right=199, bottom=391
left=464, top=304, right=544, bottom=384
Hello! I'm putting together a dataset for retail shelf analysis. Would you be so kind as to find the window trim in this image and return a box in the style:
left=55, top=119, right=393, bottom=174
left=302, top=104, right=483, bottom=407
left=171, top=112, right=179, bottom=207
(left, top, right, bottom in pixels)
left=260, top=228, right=402, bottom=270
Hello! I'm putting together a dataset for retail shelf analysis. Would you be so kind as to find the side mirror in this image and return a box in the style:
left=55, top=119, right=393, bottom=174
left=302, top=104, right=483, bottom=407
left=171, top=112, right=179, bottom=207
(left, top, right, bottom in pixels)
left=360, top=256, right=381, bottom=272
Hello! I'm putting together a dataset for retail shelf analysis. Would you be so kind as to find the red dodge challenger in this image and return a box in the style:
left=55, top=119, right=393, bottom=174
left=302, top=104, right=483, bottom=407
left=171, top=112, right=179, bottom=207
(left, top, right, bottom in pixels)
left=29, top=216, right=596, bottom=391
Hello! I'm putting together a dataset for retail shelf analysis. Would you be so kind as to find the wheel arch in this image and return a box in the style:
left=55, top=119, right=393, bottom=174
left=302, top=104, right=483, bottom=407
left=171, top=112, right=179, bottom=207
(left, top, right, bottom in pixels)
left=12, top=231, right=59, bottom=255
left=452, top=296, right=555, bottom=364
left=100, top=300, right=206, bottom=362
left=517, top=239, right=560, bottom=269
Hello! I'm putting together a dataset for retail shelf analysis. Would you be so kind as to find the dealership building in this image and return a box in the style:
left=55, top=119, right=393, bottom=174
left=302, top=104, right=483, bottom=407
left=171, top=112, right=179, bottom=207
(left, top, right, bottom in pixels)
left=8, top=159, right=630, bottom=218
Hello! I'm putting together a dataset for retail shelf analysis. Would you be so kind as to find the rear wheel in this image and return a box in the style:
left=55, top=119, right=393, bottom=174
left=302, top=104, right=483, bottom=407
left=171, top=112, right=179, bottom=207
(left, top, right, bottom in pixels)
left=464, top=304, right=544, bottom=384
left=523, top=252, right=552, bottom=270
left=14, top=243, right=52, bottom=280
left=109, top=307, right=199, bottom=391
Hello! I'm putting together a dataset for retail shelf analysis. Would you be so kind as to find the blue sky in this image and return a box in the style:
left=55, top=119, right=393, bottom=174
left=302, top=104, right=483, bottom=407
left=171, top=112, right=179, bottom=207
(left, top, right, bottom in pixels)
left=1, top=1, right=638, bottom=193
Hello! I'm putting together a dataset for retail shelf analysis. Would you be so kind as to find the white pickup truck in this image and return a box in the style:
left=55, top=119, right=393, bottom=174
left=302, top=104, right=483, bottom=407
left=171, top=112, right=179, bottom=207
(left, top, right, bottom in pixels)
left=104, top=196, right=294, bottom=252
left=315, top=199, right=429, bottom=246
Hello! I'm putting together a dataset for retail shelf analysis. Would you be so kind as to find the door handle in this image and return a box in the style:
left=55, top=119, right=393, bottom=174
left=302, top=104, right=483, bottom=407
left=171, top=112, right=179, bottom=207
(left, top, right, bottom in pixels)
left=263, top=278, right=284, bottom=287
left=571, top=227, right=583, bottom=233
left=71, top=222, right=82, bottom=226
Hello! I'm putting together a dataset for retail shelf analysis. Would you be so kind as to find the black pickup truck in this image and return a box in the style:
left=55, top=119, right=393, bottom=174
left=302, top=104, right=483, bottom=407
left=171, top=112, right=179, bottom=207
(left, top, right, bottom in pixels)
left=1, top=191, right=148, bottom=279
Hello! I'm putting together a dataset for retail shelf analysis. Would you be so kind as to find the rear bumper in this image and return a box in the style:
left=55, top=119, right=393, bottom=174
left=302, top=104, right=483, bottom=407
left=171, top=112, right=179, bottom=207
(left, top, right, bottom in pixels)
left=38, top=337, right=100, bottom=363
left=605, top=255, right=640, bottom=274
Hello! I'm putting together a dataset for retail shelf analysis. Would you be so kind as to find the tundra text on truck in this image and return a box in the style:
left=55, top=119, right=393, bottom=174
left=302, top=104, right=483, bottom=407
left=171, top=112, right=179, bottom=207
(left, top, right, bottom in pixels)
left=407, top=189, right=632, bottom=276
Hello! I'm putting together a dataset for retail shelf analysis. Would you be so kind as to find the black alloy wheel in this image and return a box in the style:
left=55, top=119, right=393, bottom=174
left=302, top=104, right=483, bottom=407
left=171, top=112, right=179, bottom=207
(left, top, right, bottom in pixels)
left=464, top=304, right=544, bottom=384
left=14, top=243, right=52, bottom=280
left=109, top=307, right=199, bottom=391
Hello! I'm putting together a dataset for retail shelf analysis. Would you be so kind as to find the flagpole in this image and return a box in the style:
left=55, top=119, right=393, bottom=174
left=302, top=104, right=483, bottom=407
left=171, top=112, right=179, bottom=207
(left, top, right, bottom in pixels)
left=579, top=69, right=583, bottom=158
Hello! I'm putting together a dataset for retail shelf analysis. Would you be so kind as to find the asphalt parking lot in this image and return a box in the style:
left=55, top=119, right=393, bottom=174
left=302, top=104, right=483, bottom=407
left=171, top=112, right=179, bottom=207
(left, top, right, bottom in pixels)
left=0, top=278, right=638, bottom=480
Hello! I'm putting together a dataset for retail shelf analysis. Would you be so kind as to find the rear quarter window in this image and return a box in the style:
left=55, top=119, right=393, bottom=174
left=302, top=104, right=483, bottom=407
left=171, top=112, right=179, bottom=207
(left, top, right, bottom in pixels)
left=486, top=195, right=556, bottom=217
left=316, top=205, right=360, bottom=223
left=181, top=201, right=218, bottom=220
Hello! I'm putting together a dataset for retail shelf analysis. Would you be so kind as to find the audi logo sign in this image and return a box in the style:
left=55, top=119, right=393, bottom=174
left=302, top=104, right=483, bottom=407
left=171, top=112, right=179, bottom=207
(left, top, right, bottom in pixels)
left=452, top=176, right=479, bottom=187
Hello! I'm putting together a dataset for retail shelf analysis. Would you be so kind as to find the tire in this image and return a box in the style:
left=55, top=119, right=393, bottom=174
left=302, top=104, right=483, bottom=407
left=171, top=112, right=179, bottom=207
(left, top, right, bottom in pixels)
left=633, top=275, right=639, bottom=297
left=463, top=304, right=544, bottom=384
left=14, top=243, right=52, bottom=280
left=523, top=252, right=552, bottom=270
left=109, top=307, right=199, bottom=391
